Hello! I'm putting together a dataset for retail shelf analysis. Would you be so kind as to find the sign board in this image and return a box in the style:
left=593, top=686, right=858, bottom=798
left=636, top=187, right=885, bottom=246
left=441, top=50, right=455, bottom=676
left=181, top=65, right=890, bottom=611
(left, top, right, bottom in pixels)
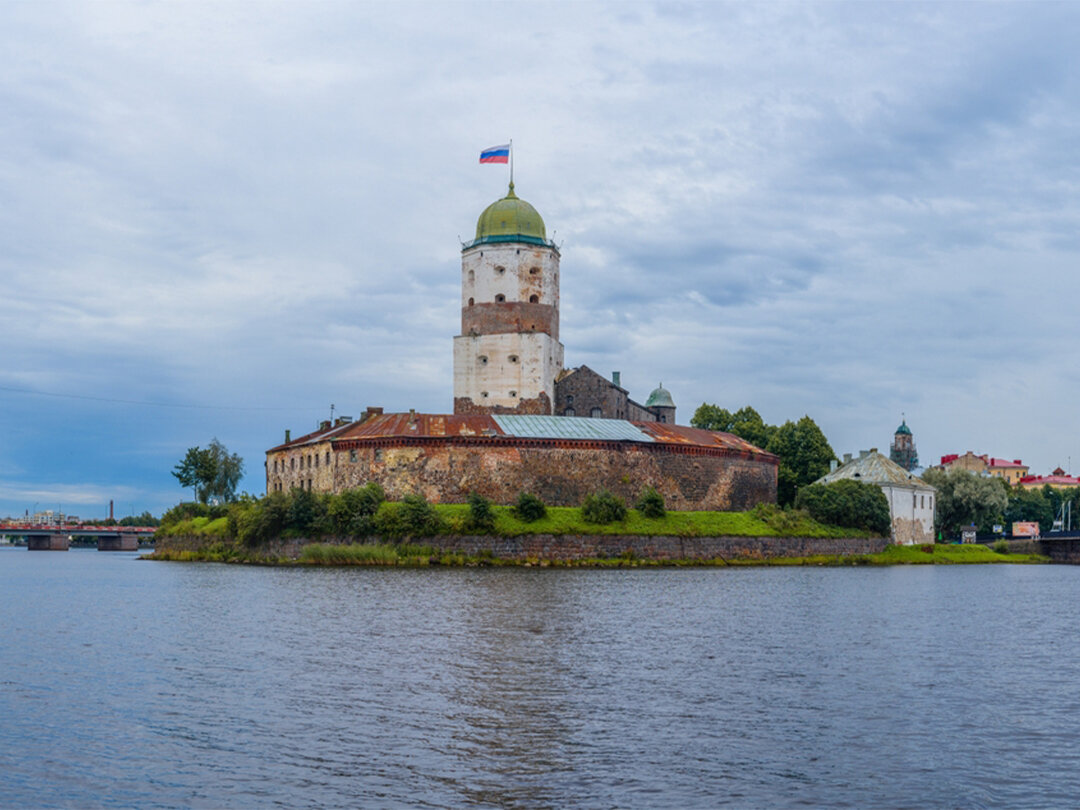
left=993, top=524, right=1003, bottom=534
left=1012, top=521, right=1040, bottom=539
left=961, top=527, right=977, bottom=544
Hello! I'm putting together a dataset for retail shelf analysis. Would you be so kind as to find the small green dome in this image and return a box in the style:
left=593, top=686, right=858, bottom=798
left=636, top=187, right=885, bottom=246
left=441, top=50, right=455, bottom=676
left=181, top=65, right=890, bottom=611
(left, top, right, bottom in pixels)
left=896, top=420, right=912, bottom=436
left=475, top=183, right=547, bottom=244
left=645, top=384, right=675, bottom=409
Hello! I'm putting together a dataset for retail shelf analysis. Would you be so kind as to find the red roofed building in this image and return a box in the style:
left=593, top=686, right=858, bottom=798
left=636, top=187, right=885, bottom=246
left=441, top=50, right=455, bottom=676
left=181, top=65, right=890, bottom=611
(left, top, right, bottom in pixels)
left=1017, top=469, right=1080, bottom=490
left=939, top=452, right=1028, bottom=485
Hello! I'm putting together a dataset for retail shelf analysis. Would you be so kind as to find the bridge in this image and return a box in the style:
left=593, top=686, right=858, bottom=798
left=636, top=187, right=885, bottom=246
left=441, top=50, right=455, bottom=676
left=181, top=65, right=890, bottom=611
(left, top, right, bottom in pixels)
left=0, top=524, right=156, bottom=551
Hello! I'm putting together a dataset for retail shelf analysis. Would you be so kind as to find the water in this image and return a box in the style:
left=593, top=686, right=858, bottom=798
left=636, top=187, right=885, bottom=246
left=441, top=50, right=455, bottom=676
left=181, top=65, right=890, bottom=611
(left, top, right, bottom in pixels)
left=2, top=548, right=1079, bottom=808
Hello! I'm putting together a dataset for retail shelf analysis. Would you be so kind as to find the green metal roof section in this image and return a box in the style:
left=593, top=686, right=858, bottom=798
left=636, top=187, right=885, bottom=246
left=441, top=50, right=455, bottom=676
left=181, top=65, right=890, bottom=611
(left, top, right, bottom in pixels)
left=644, top=384, right=675, bottom=408
left=473, top=182, right=547, bottom=243
left=895, top=420, right=912, bottom=435
left=493, top=414, right=654, bottom=443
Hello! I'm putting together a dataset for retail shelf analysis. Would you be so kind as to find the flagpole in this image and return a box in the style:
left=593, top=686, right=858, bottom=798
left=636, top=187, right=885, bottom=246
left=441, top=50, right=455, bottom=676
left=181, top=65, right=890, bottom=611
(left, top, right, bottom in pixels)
left=509, top=138, right=514, bottom=188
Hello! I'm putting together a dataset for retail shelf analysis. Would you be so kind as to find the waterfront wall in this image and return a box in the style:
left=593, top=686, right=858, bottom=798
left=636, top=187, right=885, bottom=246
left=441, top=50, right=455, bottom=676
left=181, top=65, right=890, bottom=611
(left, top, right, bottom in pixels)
left=157, top=533, right=889, bottom=562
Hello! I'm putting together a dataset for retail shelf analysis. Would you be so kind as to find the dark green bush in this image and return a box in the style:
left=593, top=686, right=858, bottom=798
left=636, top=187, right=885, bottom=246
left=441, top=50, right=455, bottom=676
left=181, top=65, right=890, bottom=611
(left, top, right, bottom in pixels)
left=795, top=480, right=891, bottom=535
left=465, top=491, right=496, bottom=533
left=287, top=487, right=328, bottom=535
left=582, top=490, right=627, bottom=524
left=399, top=493, right=443, bottom=537
left=635, top=487, right=666, bottom=519
left=512, top=492, right=547, bottom=522
left=372, top=501, right=404, bottom=539
left=328, top=481, right=386, bottom=537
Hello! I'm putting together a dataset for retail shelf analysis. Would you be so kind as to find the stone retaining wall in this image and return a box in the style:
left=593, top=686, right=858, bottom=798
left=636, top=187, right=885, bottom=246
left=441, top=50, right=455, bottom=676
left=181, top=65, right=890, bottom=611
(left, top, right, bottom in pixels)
left=157, top=533, right=888, bottom=562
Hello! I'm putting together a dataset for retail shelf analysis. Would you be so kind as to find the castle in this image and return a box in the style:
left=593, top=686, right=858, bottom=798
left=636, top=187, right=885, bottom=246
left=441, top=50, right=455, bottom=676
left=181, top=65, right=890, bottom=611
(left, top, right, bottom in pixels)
left=265, top=183, right=778, bottom=510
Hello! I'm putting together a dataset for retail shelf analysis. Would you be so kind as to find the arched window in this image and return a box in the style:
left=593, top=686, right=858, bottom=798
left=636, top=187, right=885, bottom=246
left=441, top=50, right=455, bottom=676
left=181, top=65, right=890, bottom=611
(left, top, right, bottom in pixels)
left=495, top=266, right=506, bottom=275
left=590, top=407, right=603, bottom=418
left=495, top=294, right=506, bottom=303
left=468, top=269, right=475, bottom=283
left=564, top=407, right=576, bottom=417
left=508, top=355, right=519, bottom=364
left=479, top=355, right=488, bottom=365
left=509, top=390, right=517, bottom=397
left=529, top=266, right=540, bottom=275
left=468, top=297, right=474, bottom=306
left=529, top=294, right=539, bottom=303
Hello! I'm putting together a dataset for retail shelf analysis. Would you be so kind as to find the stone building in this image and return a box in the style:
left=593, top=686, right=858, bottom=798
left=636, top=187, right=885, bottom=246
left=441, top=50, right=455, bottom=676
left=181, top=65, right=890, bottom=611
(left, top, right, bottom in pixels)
left=816, top=449, right=936, bottom=544
left=938, top=452, right=1029, bottom=485
left=553, top=366, right=675, bottom=423
left=267, top=181, right=777, bottom=508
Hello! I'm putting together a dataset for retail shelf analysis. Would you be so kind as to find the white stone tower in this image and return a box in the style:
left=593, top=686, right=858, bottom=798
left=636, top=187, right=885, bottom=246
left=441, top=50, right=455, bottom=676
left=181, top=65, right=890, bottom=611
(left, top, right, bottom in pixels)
left=453, top=183, right=564, bottom=414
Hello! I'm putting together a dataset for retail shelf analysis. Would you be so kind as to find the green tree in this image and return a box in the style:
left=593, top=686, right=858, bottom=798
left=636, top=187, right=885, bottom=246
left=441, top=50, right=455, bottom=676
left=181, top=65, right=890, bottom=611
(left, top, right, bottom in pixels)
left=691, top=404, right=775, bottom=449
left=172, top=446, right=215, bottom=502
left=1004, top=485, right=1054, bottom=532
left=171, top=439, right=245, bottom=504
left=921, top=468, right=1007, bottom=536
left=767, top=416, right=836, bottom=507
left=796, top=480, right=891, bottom=536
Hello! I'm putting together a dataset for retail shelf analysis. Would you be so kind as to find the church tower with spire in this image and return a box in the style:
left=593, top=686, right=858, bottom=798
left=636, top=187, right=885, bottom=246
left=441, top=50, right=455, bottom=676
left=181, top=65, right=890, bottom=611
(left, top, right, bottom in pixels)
left=890, top=418, right=919, bottom=471
left=453, top=183, right=564, bottom=414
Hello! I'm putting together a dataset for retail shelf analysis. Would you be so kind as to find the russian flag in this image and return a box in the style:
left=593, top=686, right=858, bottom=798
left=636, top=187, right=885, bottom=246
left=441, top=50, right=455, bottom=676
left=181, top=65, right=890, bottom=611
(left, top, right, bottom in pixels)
left=479, top=144, right=510, bottom=164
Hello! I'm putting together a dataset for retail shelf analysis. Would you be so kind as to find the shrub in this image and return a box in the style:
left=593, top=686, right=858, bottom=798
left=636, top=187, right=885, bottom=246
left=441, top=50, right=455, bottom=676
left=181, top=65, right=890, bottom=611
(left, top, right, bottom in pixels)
left=399, top=493, right=443, bottom=537
left=287, top=488, right=328, bottom=536
left=993, top=538, right=1010, bottom=554
left=372, top=501, right=404, bottom=539
left=796, top=480, right=891, bottom=536
left=327, top=481, right=386, bottom=537
left=465, top=491, right=496, bottom=533
left=635, top=487, right=666, bottom=519
left=581, top=490, right=627, bottom=524
left=512, top=492, right=547, bottom=523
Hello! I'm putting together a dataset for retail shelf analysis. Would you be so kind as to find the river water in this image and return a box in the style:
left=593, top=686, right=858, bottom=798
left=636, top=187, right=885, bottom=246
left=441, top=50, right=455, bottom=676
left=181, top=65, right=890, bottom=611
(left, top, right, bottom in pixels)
left=1, top=547, right=1078, bottom=808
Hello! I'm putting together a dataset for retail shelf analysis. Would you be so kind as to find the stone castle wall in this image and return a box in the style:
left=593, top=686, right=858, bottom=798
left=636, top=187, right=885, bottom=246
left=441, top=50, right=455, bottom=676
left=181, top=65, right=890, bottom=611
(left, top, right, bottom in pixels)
left=323, top=439, right=776, bottom=510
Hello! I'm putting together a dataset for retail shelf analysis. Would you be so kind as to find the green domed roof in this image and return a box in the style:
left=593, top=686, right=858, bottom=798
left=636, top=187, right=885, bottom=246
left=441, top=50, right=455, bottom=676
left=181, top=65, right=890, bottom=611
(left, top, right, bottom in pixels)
left=474, top=183, right=547, bottom=245
left=896, top=420, right=912, bottom=436
left=645, top=384, right=675, bottom=409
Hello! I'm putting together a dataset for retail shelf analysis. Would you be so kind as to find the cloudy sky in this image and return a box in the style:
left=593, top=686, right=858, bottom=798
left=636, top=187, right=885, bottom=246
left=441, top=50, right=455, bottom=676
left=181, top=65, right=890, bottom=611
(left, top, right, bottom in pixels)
left=2, top=1, right=1079, bottom=518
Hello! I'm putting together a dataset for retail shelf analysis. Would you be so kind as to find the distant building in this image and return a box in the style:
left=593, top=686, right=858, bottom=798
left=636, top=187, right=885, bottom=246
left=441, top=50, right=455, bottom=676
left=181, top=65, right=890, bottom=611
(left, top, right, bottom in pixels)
left=889, top=419, right=919, bottom=471
left=1017, top=468, right=1080, bottom=490
left=816, top=449, right=936, bottom=545
left=939, top=452, right=1028, bottom=485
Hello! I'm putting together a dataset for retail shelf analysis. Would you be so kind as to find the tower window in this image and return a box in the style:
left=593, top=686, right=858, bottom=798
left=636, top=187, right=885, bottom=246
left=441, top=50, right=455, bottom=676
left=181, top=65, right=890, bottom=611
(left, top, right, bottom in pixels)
left=509, top=390, right=517, bottom=397
left=529, top=294, right=539, bottom=303
left=495, top=266, right=506, bottom=275
left=481, top=391, right=489, bottom=398
left=590, top=407, right=603, bottom=418
left=508, top=355, right=519, bottom=363
left=566, top=395, right=573, bottom=405
left=468, top=269, right=475, bottom=283
left=479, top=355, right=488, bottom=365
left=495, top=294, right=506, bottom=303
left=529, top=266, right=540, bottom=275
left=564, top=407, right=576, bottom=416
left=468, top=297, right=474, bottom=306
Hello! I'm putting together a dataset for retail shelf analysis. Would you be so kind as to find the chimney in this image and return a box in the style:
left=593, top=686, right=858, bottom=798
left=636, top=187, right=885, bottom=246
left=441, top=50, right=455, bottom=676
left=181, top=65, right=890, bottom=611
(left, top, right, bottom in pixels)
left=319, top=420, right=331, bottom=431
left=285, top=429, right=291, bottom=443
left=844, top=453, right=852, bottom=463
left=335, top=416, right=353, bottom=427
left=869, top=447, right=878, bottom=454
left=859, top=450, right=868, bottom=459
left=109, top=500, right=114, bottom=521
left=612, top=371, right=621, bottom=387
left=361, top=406, right=383, bottom=423
left=829, top=459, right=838, bottom=472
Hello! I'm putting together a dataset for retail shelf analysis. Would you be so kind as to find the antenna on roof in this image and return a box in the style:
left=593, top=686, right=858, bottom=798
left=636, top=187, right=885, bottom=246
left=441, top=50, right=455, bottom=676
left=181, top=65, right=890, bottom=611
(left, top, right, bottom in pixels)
left=330, top=403, right=335, bottom=422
